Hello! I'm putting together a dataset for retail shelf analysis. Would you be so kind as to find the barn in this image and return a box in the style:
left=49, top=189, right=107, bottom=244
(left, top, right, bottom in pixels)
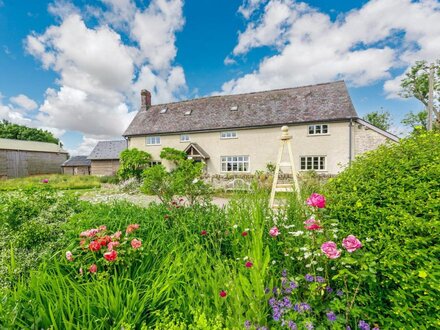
left=0, top=138, right=68, bottom=179
left=61, top=156, right=91, bottom=175
left=88, top=140, right=127, bottom=176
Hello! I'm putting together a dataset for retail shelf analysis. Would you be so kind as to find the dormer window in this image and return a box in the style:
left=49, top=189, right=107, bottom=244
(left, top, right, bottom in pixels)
left=184, top=110, right=192, bottom=116
left=230, top=105, right=238, bottom=111
left=308, top=124, right=329, bottom=135
left=160, top=108, right=167, bottom=114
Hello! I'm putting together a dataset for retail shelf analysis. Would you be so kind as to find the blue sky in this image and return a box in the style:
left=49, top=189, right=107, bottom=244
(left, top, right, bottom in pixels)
left=0, top=0, right=438, bottom=154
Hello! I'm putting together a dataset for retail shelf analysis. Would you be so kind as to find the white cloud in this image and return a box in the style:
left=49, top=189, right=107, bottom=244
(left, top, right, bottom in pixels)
left=9, top=94, right=38, bottom=111
left=225, top=0, right=440, bottom=95
left=24, top=0, right=186, bottom=153
left=69, top=135, right=101, bottom=156
left=238, top=0, right=268, bottom=19
left=48, top=0, right=80, bottom=20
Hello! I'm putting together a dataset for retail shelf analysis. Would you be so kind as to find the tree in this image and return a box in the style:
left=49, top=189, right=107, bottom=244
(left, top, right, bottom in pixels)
left=400, top=60, right=440, bottom=127
left=118, top=148, right=152, bottom=180
left=401, top=110, right=439, bottom=133
left=363, top=111, right=392, bottom=131
left=0, top=120, right=60, bottom=144
left=159, top=147, right=187, bottom=164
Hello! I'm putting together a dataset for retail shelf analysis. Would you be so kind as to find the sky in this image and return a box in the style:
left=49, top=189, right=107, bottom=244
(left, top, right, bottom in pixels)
left=0, top=0, right=439, bottom=155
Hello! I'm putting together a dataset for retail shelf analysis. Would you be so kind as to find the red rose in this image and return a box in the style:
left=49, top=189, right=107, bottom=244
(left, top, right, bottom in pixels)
left=103, top=250, right=118, bottom=262
left=241, top=231, right=248, bottom=237
left=89, top=240, right=101, bottom=252
left=219, top=290, right=227, bottom=298
left=245, top=261, right=253, bottom=268
left=201, top=230, right=207, bottom=236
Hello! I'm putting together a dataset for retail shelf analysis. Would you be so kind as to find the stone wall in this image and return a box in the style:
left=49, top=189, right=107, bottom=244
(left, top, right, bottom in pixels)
left=353, top=124, right=389, bottom=156
left=90, top=160, right=120, bottom=176
left=0, top=149, right=67, bottom=179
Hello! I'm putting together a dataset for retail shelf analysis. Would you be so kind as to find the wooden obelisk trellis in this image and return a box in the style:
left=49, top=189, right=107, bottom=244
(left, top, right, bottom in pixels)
left=269, top=126, right=300, bottom=209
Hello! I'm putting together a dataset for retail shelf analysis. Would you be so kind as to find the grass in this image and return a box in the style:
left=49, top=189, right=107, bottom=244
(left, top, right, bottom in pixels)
left=0, top=174, right=101, bottom=191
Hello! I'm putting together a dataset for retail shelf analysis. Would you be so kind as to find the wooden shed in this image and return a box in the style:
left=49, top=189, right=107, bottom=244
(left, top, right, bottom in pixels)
left=88, top=140, right=127, bottom=176
left=0, top=138, right=68, bottom=179
left=62, top=156, right=91, bottom=175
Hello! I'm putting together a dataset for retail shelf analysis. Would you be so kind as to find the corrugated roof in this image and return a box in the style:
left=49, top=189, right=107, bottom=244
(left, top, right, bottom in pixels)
left=88, top=140, right=127, bottom=160
left=0, top=138, right=68, bottom=153
left=124, top=81, right=357, bottom=136
left=62, top=156, right=91, bottom=167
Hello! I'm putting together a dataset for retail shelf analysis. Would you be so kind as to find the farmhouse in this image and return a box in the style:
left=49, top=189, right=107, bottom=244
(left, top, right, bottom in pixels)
left=88, top=140, right=127, bottom=176
left=0, top=138, right=68, bottom=179
left=61, top=156, right=91, bottom=175
left=123, top=81, right=398, bottom=175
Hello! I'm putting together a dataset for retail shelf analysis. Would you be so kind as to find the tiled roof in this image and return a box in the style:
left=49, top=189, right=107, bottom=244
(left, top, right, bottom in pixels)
left=124, top=81, right=357, bottom=136
left=88, top=140, right=127, bottom=160
left=62, top=156, right=91, bottom=167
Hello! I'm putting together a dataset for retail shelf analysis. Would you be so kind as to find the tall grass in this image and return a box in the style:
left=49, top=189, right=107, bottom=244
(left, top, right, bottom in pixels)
left=0, top=174, right=101, bottom=191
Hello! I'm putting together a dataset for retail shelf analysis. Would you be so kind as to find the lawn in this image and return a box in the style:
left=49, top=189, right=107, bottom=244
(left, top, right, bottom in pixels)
left=0, top=174, right=101, bottom=191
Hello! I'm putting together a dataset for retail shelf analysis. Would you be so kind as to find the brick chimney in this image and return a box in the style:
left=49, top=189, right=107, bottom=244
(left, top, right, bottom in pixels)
left=141, top=89, right=151, bottom=110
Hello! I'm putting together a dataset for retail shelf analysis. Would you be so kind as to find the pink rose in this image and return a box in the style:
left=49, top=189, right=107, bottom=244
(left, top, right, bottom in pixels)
left=107, top=241, right=120, bottom=251
left=304, top=218, right=323, bottom=230
left=98, top=225, right=107, bottom=232
left=131, top=239, right=142, bottom=249
left=306, top=193, right=326, bottom=208
left=111, top=231, right=122, bottom=240
left=42, top=179, right=49, bottom=183
left=103, top=250, right=118, bottom=262
left=89, top=264, right=97, bottom=273
left=126, top=224, right=140, bottom=234
left=321, top=241, right=341, bottom=259
left=342, top=235, right=362, bottom=252
left=269, top=226, right=280, bottom=237
left=65, top=251, right=74, bottom=261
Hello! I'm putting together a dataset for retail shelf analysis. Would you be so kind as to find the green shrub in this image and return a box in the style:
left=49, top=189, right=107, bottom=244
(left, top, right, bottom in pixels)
left=325, top=132, right=440, bottom=328
left=118, top=148, right=152, bottom=180
left=99, top=175, right=120, bottom=184
left=0, top=174, right=101, bottom=191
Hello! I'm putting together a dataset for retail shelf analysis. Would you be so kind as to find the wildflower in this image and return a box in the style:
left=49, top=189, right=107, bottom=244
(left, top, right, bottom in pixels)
left=245, top=261, right=253, bottom=268
left=305, top=274, right=314, bottom=282
left=98, top=225, right=107, bottom=231
left=294, top=302, right=311, bottom=313
left=269, top=226, right=280, bottom=237
left=306, top=193, right=326, bottom=208
left=107, top=241, right=120, bottom=251
left=337, top=289, right=344, bottom=296
left=289, top=230, right=304, bottom=236
left=233, top=224, right=238, bottom=229
left=289, top=281, right=298, bottom=289
left=321, top=241, right=341, bottom=259
left=242, top=231, right=248, bottom=237
left=264, top=287, right=270, bottom=294
left=103, top=250, right=118, bottom=262
left=79, top=267, right=83, bottom=275
left=315, top=276, right=325, bottom=283
left=358, top=320, right=370, bottom=330
left=89, top=240, right=101, bottom=252
left=316, top=267, right=324, bottom=272
left=326, top=311, right=336, bottom=321
left=326, top=286, right=333, bottom=293
left=305, top=322, right=314, bottom=330
left=42, top=178, right=49, bottom=183
left=282, top=269, right=287, bottom=277
left=304, top=218, right=322, bottom=230
left=219, top=290, right=227, bottom=297
left=126, top=223, right=140, bottom=234
left=373, top=328, right=380, bottom=330
left=89, top=264, right=97, bottom=273
left=342, top=235, right=363, bottom=252
left=346, top=327, right=351, bottom=330
left=80, top=228, right=99, bottom=238
left=98, top=236, right=111, bottom=246
left=131, top=239, right=142, bottom=249
left=65, top=251, right=74, bottom=261
left=244, top=320, right=251, bottom=329
left=201, top=230, right=207, bottom=236
left=287, top=321, right=297, bottom=330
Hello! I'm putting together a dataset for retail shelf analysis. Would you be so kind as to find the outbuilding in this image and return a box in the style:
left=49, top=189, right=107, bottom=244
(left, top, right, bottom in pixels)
left=0, top=138, right=68, bottom=179
left=88, top=140, right=127, bottom=176
left=62, top=156, right=91, bottom=175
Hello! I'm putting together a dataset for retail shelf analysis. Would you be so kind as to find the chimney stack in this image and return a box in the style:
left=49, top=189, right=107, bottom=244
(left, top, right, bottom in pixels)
left=141, top=89, right=151, bottom=109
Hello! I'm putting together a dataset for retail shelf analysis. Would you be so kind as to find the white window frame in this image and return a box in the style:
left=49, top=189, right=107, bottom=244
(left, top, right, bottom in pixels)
left=308, top=124, right=329, bottom=135
left=146, top=136, right=161, bottom=145
left=220, top=131, right=237, bottom=139
left=180, top=134, right=190, bottom=142
left=221, top=155, right=250, bottom=172
left=300, top=156, right=327, bottom=171
left=149, top=161, right=162, bottom=166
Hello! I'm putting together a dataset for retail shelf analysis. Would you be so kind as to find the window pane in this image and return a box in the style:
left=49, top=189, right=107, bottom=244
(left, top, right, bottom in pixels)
left=313, top=157, right=319, bottom=169
left=322, top=125, right=328, bottom=133
left=320, top=157, right=325, bottom=170
left=308, top=126, right=314, bottom=134
left=315, top=125, right=321, bottom=134
left=307, top=157, right=312, bottom=170
left=300, top=157, right=306, bottom=170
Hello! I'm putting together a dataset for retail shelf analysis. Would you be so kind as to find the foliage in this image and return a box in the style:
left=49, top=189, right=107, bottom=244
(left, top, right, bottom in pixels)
left=142, top=148, right=212, bottom=206
left=401, top=110, right=439, bottom=133
left=400, top=60, right=440, bottom=125
left=0, top=120, right=60, bottom=144
left=325, top=132, right=440, bottom=328
left=99, top=175, right=121, bottom=184
left=118, top=148, right=152, bottom=180
left=160, top=147, right=187, bottom=164
left=0, top=174, right=101, bottom=191
left=363, top=110, right=392, bottom=131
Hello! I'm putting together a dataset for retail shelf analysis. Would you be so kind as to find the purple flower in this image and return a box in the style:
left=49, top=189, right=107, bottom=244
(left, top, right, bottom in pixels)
left=305, top=274, right=314, bottom=282
left=264, top=287, right=270, bottom=294
left=293, top=302, right=311, bottom=313
left=272, top=287, right=279, bottom=295
left=282, top=269, right=287, bottom=277
left=269, top=297, right=276, bottom=307
left=289, top=281, right=298, bottom=289
left=346, top=327, right=351, bottom=330
left=305, top=322, right=314, bottom=330
left=326, top=286, right=333, bottom=293
left=287, top=321, right=297, bottom=330
left=315, top=276, right=325, bottom=283
left=282, top=297, right=292, bottom=309
left=359, top=320, right=370, bottom=330
left=337, top=289, right=344, bottom=296
left=372, top=328, right=380, bottom=330
left=326, top=311, right=336, bottom=322
left=284, top=287, right=292, bottom=294
left=244, top=320, right=251, bottom=329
